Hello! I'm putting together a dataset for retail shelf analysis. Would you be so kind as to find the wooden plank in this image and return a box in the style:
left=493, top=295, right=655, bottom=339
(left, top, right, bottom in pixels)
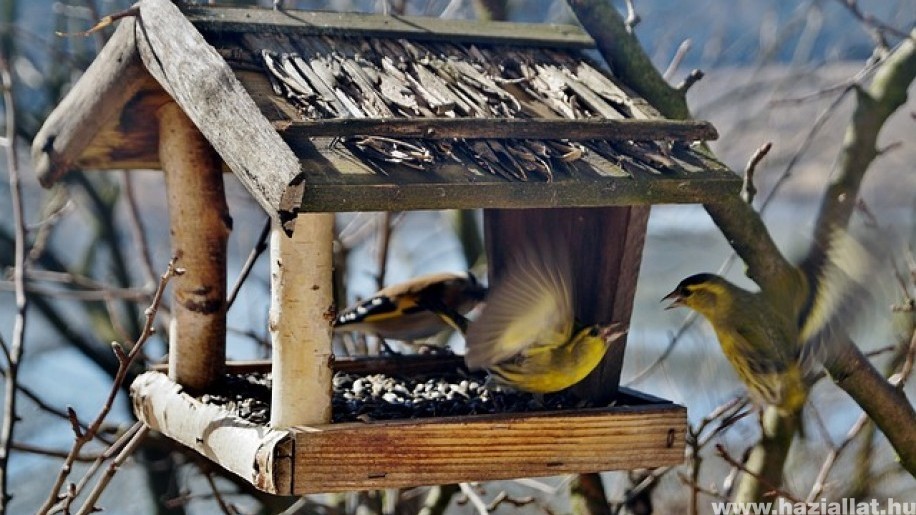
left=294, top=174, right=739, bottom=212
left=31, top=17, right=153, bottom=186
left=136, top=0, right=304, bottom=233
left=275, top=118, right=718, bottom=141
left=269, top=215, right=335, bottom=427
left=570, top=205, right=650, bottom=402
left=184, top=6, right=594, bottom=48
left=289, top=404, right=685, bottom=493
left=133, top=371, right=684, bottom=495
left=72, top=81, right=171, bottom=171
left=131, top=371, right=294, bottom=494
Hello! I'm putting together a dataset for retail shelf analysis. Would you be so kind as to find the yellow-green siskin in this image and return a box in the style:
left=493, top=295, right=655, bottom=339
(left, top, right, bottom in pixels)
left=334, top=272, right=486, bottom=341
left=464, top=247, right=625, bottom=394
left=663, top=274, right=808, bottom=413
left=663, top=229, right=877, bottom=414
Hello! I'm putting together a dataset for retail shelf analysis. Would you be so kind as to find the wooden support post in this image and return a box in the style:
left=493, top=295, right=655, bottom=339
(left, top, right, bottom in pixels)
left=269, top=213, right=335, bottom=427
left=483, top=206, right=649, bottom=403
left=159, top=102, right=230, bottom=392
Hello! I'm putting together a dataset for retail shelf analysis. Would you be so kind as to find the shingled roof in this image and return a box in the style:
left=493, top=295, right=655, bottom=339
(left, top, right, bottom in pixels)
left=32, top=2, right=738, bottom=231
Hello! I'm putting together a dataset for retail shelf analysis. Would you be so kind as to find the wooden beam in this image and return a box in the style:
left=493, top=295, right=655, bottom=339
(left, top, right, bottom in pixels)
left=30, top=17, right=151, bottom=187
left=287, top=403, right=683, bottom=493
left=269, top=214, right=335, bottom=427
left=275, top=118, right=718, bottom=141
left=136, top=0, right=304, bottom=232
left=291, top=174, right=740, bottom=212
left=159, top=102, right=229, bottom=392
left=184, top=6, right=594, bottom=48
left=570, top=205, right=650, bottom=401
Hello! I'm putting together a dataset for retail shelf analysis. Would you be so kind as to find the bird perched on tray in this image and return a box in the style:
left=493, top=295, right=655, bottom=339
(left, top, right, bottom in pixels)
left=464, top=244, right=625, bottom=394
left=662, top=228, right=878, bottom=415
left=334, top=271, right=487, bottom=342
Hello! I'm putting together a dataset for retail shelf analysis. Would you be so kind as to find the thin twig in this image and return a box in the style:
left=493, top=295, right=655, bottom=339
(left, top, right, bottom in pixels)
left=662, top=39, right=692, bottom=81
left=683, top=396, right=750, bottom=515
left=10, top=442, right=102, bottom=462
left=0, top=52, right=28, bottom=513
left=809, top=325, right=916, bottom=501
left=833, top=0, right=911, bottom=45
left=485, top=491, right=535, bottom=511
left=676, top=69, right=705, bottom=93
left=70, top=422, right=144, bottom=501
left=758, top=86, right=852, bottom=212
left=75, top=424, right=150, bottom=515
left=675, top=471, right=729, bottom=502
left=622, top=0, right=640, bottom=33
left=714, top=444, right=802, bottom=503
left=807, top=411, right=869, bottom=501
left=227, top=217, right=271, bottom=309
left=740, top=142, right=773, bottom=205
left=458, top=483, right=489, bottom=515
left=375, top=212, right=394, bottom=290
left=0, top=368, right=110, bottom=444
left=889, top=328, right=916, bottom=388
left=38, top=257, right=183, bottom=515
left=121, top=171, right=157, bottom=287
left=0, top=280, right=152, bottom=301
left=202, top=470, right=238, bottom=515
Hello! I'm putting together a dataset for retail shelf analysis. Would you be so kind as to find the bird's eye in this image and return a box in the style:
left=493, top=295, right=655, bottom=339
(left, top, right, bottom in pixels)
left=588, top=327, right=600, bottom=337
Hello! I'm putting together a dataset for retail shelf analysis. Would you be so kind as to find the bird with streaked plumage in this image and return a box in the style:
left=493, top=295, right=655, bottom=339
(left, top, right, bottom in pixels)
left=464, top=244, right=625, bottom=394
left=333, top=271, right=486, bottom=342
left=663, top=228, right=878, bottom=415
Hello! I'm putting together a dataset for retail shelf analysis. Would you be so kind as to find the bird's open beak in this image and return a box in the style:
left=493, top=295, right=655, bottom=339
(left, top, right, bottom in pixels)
left=661, top=290, right=683, bottom=310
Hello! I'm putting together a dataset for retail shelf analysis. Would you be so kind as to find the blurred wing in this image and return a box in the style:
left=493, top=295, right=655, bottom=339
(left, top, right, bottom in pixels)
left=797, top=227, right=885, bottom=368
left=464, top=246, right=573, bottom=368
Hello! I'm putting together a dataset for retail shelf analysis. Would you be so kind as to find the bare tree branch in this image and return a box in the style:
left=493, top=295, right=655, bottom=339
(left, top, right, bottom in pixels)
left=227, top=217, right=270, bottom=309
left=121, top=171, right=157, bottom=287
left=38, top=257, right=183, bottom=515
left=0, top=50, right=28, bottom=513
left=740, top=142, right=773, bottom=205
left=76, top=424, right=150, bottom=515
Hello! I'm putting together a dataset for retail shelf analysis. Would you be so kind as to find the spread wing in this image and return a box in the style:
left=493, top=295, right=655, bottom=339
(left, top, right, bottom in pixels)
left=464, top=245, right=573, bottom=369
left=796, top=227, right=884, bottom=368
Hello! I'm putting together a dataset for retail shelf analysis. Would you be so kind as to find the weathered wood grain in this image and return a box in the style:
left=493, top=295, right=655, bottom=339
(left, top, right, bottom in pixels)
left=30, top=17, right=162, bottom=185
left=288, top=404, right=684, bottom=493
left=290, top=177, right=738, bottom=211
left=132, top=370, right=685, bottom=495
left=135, top=0, right=304, bottom=232
left=185, top=6, right=594, bottom=48
left=274, top=118, right=718, bottom=141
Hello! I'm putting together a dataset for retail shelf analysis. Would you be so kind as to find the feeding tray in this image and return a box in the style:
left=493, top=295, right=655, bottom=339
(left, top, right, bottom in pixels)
left=133, top=357, right=686, bottom=495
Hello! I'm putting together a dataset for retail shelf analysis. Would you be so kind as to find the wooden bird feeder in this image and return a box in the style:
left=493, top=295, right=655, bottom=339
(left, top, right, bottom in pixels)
left=32, top=0, right=739, bottom=495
